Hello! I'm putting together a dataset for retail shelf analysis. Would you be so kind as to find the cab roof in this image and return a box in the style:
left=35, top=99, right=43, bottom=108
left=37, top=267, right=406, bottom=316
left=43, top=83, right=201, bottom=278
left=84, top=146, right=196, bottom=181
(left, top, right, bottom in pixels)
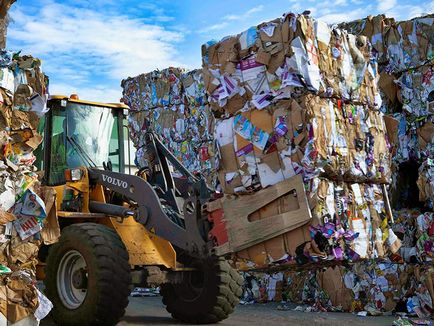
left=49, top=95, right=129, bottom=110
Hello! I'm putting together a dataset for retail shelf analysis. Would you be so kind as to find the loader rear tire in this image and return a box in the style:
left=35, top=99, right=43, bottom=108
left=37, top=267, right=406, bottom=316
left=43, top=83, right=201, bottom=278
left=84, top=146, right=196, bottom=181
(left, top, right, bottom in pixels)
left=161, top=257, right=243, bottom=324
left=44, top=223, right=131, bottom=326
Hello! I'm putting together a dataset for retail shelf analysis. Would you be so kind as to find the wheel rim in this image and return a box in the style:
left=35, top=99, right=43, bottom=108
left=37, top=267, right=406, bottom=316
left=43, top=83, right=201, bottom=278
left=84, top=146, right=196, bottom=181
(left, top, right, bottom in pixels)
left=174, top=263, right=206, bottom=302
left=57, top=250, right=88, bottom=309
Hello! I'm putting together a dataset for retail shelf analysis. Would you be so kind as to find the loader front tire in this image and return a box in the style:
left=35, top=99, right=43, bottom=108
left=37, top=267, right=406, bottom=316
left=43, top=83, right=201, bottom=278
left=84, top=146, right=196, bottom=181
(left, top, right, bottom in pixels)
left=161, top=257, right=243, bottom=324
left=44, top=223, right=131, bottom=326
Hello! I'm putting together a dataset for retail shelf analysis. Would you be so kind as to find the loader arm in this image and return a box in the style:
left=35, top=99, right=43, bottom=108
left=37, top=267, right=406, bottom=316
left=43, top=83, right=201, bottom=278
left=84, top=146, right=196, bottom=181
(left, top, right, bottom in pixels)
left=87, top=132, right=214, bottom=258
left=89, top=169, right=208, bottom=257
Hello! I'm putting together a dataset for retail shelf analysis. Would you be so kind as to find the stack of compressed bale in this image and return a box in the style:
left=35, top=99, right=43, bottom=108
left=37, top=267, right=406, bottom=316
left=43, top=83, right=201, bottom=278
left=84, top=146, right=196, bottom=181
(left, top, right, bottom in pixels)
left=239, top=14, right=433, bottom=311
left=241, top=209, right=434, bottom=315
left=0, top=51, right=57, bottom=325
left=241, top=256, right=434, bottom=316
left=340, top=14, right=434, bottom=210
left=121, top=68, right=217, bottom=186
left=202, top=12, right=396, bottom=268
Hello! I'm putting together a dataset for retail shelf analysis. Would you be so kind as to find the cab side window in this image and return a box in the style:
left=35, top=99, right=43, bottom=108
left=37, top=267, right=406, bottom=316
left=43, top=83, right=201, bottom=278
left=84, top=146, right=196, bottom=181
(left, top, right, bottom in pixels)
left=48, top=110, right=67, bottom=185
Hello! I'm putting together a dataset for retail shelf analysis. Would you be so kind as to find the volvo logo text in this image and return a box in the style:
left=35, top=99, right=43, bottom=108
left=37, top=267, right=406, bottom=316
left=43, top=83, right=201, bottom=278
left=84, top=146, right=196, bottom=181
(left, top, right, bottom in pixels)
left=102, top=174, right=128, bottom=189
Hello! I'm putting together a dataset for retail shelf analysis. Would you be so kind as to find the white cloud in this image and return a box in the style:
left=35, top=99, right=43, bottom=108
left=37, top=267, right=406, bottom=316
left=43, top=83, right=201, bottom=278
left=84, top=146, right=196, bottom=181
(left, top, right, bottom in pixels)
left=246, top=5, right=265, bottom=16
left=403, top=5, right=429, bottom=18
left=205, top=22, right=230, bottom=31
left=335, top=0, right=348, bottom=5
left=51, top=82, right=122, bottom=103
left=201, top=5, right=264, bottom=33
left=378, top=0, right=397, bottom=12
left=8, top=1, right=186, bottom=102
left=290, top=3, right=302, bottom=12
left=307, top=7, right=318, bottom=16
left=377, top=1, right=434, bottom=20
left=318, top=8, right=369, bottom=24
left=223, top=5, right=264, bottom=21
left=143, top=15, right=175, bottom=23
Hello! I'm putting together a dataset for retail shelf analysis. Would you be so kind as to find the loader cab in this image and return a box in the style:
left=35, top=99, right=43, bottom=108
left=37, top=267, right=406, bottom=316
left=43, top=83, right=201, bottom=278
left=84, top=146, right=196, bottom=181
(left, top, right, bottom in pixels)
left=36, top=95, right=129, bottom=186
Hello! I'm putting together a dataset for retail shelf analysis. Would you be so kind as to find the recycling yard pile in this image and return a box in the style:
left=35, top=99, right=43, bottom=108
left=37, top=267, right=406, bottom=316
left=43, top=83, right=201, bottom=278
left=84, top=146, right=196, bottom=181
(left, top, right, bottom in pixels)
left=122, top=68, right=217, bottom=185
left=0, top=52, right=56, bottom=324
left=123, top=11, right=434, bottom=319
left=232, top=13, right=434, bottom=317
left=0, top=2, right=430, bottom=325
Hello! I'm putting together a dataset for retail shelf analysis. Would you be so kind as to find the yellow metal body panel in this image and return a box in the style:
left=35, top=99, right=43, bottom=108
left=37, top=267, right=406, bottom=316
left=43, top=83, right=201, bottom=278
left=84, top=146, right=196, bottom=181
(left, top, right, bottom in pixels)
left=54, top=170, right=177, bottom=269
left=53, top=167, right=90, bottom=212
left=57, top=211, right=106, bottom=218
left=49, top=95, right=129, bottom=110
left=101, top=217, right=177, bottom=269
left=90, top=184, right=106, bottom=203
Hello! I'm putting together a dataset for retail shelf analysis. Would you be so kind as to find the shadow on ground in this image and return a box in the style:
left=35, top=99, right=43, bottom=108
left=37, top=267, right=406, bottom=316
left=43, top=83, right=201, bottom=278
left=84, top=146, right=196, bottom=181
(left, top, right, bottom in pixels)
left=118, top=316, right=187, bottom=325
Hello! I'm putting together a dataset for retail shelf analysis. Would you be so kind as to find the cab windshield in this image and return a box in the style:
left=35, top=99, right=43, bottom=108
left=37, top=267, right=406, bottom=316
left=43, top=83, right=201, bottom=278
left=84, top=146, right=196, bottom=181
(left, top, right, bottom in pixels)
left=47, top=101, right=121, bottom=185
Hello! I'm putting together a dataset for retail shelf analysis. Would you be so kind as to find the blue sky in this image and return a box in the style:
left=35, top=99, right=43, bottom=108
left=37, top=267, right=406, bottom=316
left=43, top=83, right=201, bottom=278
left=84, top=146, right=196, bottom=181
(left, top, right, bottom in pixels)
left=7, top=0, right=434, bottom=102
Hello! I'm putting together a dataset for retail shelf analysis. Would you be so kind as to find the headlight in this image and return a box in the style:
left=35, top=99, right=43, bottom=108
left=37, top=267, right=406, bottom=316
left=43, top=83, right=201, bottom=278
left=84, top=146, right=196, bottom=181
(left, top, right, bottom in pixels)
left=64, top=168, right=83, bottom=181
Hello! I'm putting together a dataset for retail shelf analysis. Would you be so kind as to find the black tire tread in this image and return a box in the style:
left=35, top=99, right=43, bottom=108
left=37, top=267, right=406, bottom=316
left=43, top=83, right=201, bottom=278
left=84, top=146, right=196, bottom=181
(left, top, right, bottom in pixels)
left=44, top=223, right=131, bottom=326
left=161, top=257, right=241, bottom=324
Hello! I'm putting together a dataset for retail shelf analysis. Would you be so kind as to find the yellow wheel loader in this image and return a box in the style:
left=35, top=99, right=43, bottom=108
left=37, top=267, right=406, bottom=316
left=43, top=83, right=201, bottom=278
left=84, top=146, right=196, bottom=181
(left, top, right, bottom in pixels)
left=35, top=95, right=244, bottom=325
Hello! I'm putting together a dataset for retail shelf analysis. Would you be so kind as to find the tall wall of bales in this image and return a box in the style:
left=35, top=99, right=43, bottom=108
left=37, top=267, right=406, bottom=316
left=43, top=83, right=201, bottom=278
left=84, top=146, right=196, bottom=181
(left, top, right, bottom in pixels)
left=201, top=12, right=396, bottom=268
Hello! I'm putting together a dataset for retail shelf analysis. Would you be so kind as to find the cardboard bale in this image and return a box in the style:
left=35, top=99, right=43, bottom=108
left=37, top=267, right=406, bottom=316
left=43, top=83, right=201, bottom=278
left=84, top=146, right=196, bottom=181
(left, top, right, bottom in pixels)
left=340, top=15, right=433, bottom=210
left=417, top=159, right=434, bottom=209
left=395, top=64, right=434, bottom=117
left=121, top=67, right=184, bottom=111
left=122, top=68, right=217, bottom=186
left=202, top=12, right=382, bottom=117
left=231, top=166, right=391, bottom=269
left=340, top=14, right=434, bottom=73
left=199, top=11, right=394, bottom=270
left=341, top=15, right=433, bottom=208
left=241, top=258, right=434, bottom=313
left=215, top=95, right=391, bottom=196
left=232, top=12, right=432, bottom=314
